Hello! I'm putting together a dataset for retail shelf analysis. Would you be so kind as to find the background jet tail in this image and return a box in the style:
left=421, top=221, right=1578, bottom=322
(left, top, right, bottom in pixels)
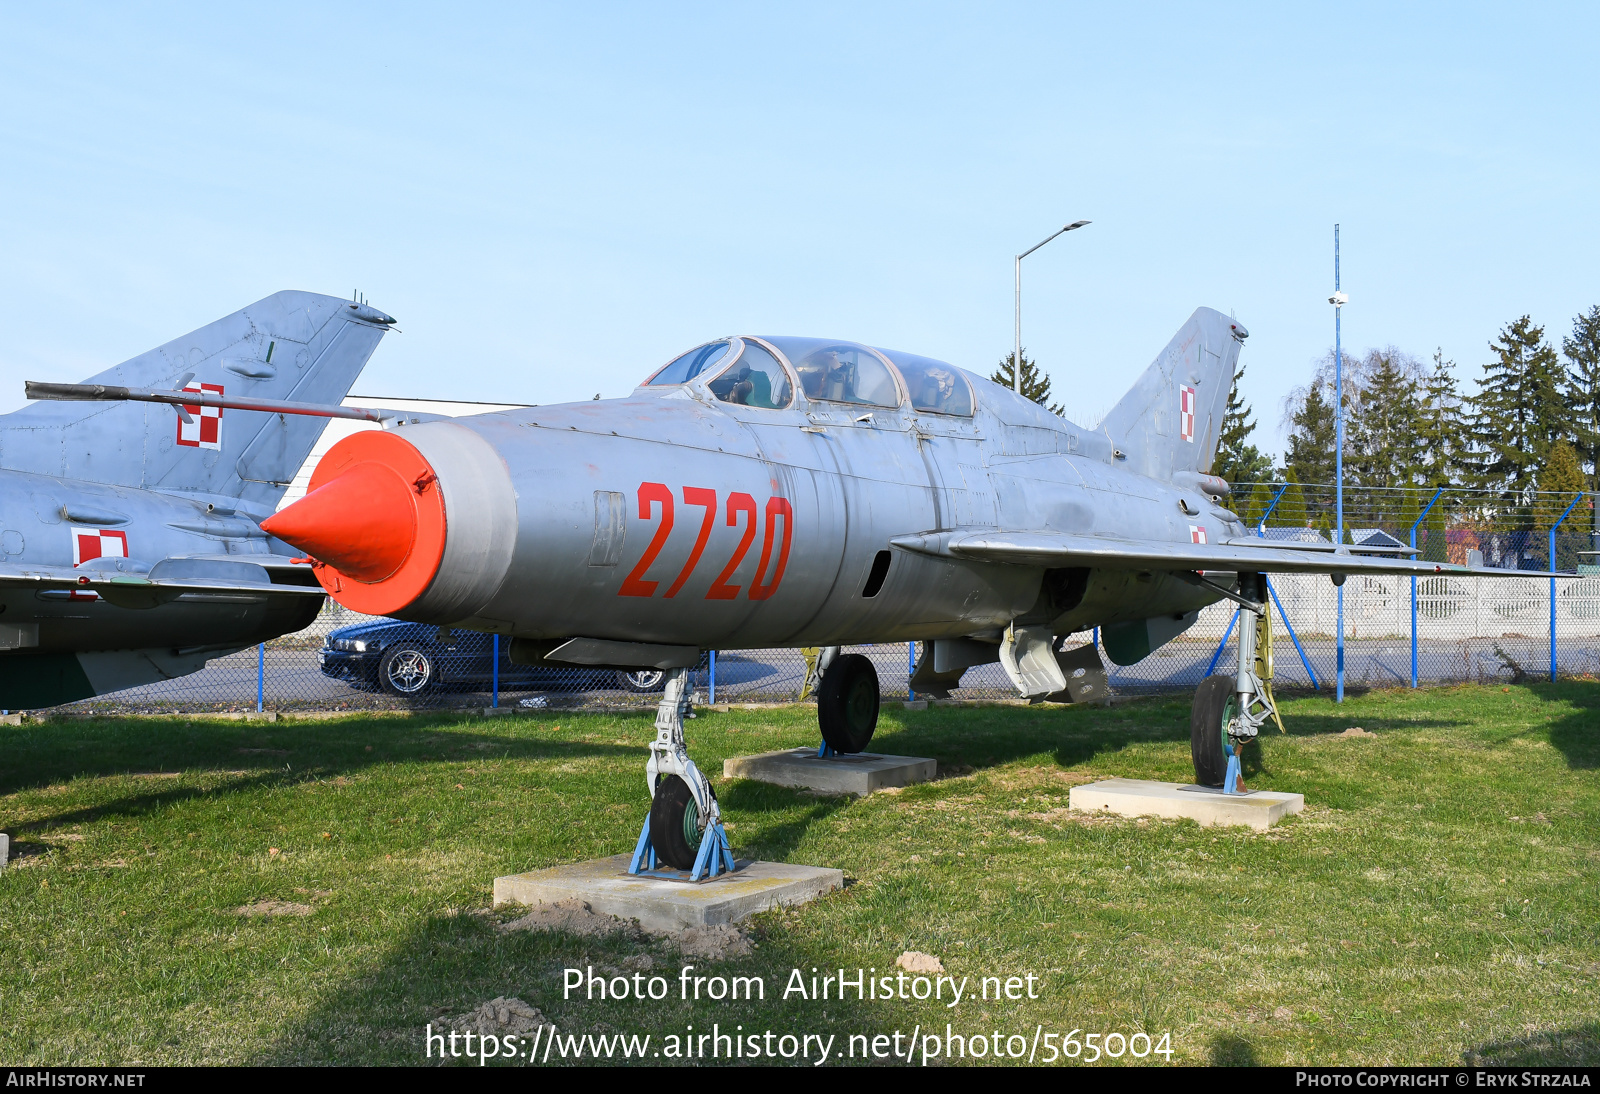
left=1094, top=307, right=1247, bottom=482
left=0, top=291, right=392, bottom=516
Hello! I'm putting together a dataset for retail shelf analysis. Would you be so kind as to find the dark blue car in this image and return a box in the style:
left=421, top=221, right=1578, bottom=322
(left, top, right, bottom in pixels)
left=318, top=618, right=667, bottom=697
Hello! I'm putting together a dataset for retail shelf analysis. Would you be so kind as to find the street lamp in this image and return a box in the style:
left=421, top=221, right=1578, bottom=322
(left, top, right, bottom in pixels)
left=1014, top=220, right=1091, bottom=394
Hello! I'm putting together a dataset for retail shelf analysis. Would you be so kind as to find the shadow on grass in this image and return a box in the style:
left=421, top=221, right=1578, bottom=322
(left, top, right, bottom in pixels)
left=1470, top=1022, right=1600, bottom=1065
left=716, top=780, right=853, bottom=864
left=255, top=907, right=906, bottom=1066
left=1207, top=1032, right=1258, bottom=1066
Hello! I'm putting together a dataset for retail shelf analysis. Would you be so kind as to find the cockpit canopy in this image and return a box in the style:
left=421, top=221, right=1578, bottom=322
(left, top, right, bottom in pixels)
left=643, top=337, right=974, bottom=417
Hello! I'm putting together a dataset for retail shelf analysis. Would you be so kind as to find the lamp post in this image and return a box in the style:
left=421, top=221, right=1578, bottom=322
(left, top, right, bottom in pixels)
left=1014, top=220, right=1090, bottom=394
left=1329, top=225, right=1349, bottom=703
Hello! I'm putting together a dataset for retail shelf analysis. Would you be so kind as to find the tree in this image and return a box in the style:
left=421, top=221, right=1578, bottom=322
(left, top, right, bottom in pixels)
left=990, top=350, right=1063, bottom=416
left=1346, top=350, right=1424, bottom=499
left=1240, top=479, right=1277, bottom=531
left=1270, top=469, right=1310, bottom=530
left=1465, top=316, right=1568, bottom=508
left=1284, top=375, right=1337, bottom=488
left=1416, top=348, right=1467, bottom=487
left=1562, top=305, right=1600, bottom=487
left=1537, top=439, right=1589, bottom=569
left=1213, top=361, right=1273, bottom=486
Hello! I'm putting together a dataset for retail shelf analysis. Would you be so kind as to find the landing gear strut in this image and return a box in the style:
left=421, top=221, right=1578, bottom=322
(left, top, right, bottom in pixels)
left=1190, top=572, right=1283, bottom=793
left=628, top=666, right=734, bottom=879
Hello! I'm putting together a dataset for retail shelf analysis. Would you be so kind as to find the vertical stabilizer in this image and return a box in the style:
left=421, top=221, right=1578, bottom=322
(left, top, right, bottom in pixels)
left=0, top=291, right=392, bottom=514
left=1096, top=307, right=1247, bottom=481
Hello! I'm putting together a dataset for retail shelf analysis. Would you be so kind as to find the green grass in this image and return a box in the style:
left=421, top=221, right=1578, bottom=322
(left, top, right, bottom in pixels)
left=1, top=683, right=1596, bottom=1066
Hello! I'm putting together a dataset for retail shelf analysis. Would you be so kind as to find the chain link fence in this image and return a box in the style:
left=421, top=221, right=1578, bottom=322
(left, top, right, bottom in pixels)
left=38, top=484, right=1600, bottom=716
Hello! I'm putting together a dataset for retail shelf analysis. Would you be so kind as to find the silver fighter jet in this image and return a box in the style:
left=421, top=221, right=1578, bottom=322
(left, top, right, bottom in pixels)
left=128, top=307, right=1536, bottom=870
left=5, top=291, right=394, bottom=707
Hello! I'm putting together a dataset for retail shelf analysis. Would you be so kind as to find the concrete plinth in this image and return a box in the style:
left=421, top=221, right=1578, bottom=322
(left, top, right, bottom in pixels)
left=723, top=748, right=936, bottom=796
left=493, top=855, right=843, bottom=931
left=0, top=833, right=7, bottom=872
left=1069, top=778, right=1304, bottom=831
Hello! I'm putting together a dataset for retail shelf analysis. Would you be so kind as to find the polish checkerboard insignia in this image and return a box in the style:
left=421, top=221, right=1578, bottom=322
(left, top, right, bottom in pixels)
left=177, top=382, right=223, bottom=449
left=1179, top=384, right=1196, bottom=443
left=72, top=528, right=129, bottom=567
left=1189, top=524, right=1207, bottom=544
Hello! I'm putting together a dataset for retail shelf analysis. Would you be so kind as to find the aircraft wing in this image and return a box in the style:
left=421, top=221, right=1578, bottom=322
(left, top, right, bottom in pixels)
left=889, top=529, right=1563, bottom=579
left=0, top=558, right=326, bottom=609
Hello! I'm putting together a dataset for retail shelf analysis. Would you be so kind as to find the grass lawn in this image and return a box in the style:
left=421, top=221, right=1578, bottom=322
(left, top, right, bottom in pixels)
left=0, top=683, right=1595, bottom=1066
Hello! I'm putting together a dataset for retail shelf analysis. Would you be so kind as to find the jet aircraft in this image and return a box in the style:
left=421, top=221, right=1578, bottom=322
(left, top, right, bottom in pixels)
left=68, top=307, right=1537, bottom=873
left=4, top=291, right=394, bottom=707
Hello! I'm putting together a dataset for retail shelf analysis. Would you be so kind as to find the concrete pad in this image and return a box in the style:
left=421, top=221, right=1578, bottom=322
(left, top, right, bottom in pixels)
left=0, top=833, right=7, bottom=872
left=723, top=748, right=936, bottom=795
left=493, top=855, right=843, bottom=931
left=1069, top=778, right=1304, bottom=831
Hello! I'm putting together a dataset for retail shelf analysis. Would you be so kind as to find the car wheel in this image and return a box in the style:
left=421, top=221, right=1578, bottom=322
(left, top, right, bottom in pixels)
left=617, top=668, right=666, bottom=693
left=379, top=645, right=436, bottom=696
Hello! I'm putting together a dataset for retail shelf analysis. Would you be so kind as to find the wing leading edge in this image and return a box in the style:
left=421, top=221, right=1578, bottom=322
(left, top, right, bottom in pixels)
left=889, top=529, right=1564, bottom=579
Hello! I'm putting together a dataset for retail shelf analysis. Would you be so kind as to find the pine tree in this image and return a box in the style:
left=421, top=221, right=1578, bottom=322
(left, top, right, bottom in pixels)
left=1272, top=470, right=1310, bottom=530
left=1562, top=305, right=1600, bottom=487
left=1241, top=479, right=1276, bottom=531
left=1422, top=491, right=1449, bottom=562
left=1537, top=440, right=1588, bottom=569
left=1213, top=361, right=1272, bottom=485
left=1466, top=316, right=1568, bottom=508
left=990, top=350, right=1063, bottom=416
left=1347, top=350, right=1424, bottom=498
left=1416, top=348, right=1467, bottom=487
left=1284, top=378, right=1337, bottom=488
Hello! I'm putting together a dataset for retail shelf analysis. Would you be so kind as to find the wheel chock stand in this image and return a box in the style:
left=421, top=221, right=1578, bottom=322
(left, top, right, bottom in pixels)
left=627, top=814, right=735, bottom=881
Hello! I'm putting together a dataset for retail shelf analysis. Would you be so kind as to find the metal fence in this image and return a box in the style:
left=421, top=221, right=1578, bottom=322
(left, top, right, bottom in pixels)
left=40, top=484, right=1600, bottom=716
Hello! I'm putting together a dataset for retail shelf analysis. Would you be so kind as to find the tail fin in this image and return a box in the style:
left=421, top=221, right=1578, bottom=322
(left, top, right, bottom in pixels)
left=1, top=291, right=391, bottom=513
left=1095, top=307, right=1247, bottom=481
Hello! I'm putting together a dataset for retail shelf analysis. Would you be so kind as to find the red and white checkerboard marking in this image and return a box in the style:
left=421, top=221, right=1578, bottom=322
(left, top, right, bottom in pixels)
left=73, top=528, right=129, bottom=567
left=1179, top=384, right=1196, bottom=442
left=177, top=382, right=223, bottom=449
left=1189, top=524, right=1207, bottom=544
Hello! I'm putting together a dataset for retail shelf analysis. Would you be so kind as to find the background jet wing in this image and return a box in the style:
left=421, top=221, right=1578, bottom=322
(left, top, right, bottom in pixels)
left=889, top=529, right=1562, bottom=578
left=0, top=558, right=326, bottom=608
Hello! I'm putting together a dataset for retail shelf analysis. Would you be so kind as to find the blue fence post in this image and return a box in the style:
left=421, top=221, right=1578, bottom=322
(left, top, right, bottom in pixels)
left=907, top=642, right=916, bottom=701
left=1409, top=488, right=1445, bottom=688
left=708, top=650, right=716, bottom=704
left=492, top=633, right=500, bottom=708
left=1549, top=493, right=1585, bottom=682
left=256, top=643, right=264, bottom=713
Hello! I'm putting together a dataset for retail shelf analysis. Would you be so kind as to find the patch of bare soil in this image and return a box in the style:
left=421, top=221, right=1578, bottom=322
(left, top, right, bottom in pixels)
left=896, top=951, right=944, bottom=973
left=235, top=900, right=315, bottom=917
left=1338, top=726, right=1375, bottom=737
left=499, top=899, right=753, bottom=959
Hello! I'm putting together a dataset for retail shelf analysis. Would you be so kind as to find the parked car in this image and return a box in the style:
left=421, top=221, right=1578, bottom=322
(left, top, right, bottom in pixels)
left=319, top=619, right=668, bottom=697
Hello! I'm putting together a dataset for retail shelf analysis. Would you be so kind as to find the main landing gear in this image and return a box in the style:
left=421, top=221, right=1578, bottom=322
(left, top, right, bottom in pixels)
left=1190, top=572, right=1284, bottom=794
left=813, top=646, right=880, bottom=755
left=629, top=667, right=734, bottom=880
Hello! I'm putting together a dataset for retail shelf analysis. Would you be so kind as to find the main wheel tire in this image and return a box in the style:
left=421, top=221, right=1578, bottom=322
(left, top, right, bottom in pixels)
left=1190, top=674, right=1237, bottom=788
left=378, top=646, right=436, bottom=697
left=818, top=653, right=879, bottom=754
left=649, top=774, right=707, bottom=870
left=617, top=668, right=666, bottom=693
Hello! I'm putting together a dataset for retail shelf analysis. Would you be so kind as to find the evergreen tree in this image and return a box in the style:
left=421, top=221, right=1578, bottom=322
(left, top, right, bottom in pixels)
left=990, top=350, right=1063, bottom=416
left=1213, top=361, right=1273, bottom=485
left=1466, top=316, right=1568, bottom=508
left=1241, top=479, right=1276, bottom=531
left=1537, top=440, right=1588, bottom=569
left=1284, top=377, right=1337, bottom=487
left=1562, top=305, right=1600, bottom=487
left=1422, top=491, right=1449, bottom=562
left=1347, top=350, right=1424, bottom=498
left=1272, top=470, right=1310, bottom=530
left=1416, top=348, right=1467, bottom=487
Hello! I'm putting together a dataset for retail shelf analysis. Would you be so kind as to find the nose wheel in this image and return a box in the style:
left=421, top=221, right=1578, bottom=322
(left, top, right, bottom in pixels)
left=628, top=666, right=734, bottom=879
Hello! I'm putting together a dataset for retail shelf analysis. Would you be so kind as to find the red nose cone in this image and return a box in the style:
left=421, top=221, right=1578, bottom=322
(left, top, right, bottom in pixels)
left=262, top=461, right=416, bottom=582
left=261, top=430, right=447, bottom=616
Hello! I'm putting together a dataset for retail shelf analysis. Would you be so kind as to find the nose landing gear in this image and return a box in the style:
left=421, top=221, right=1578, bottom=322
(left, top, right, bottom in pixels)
left=1190, top=572, right=1284, bottom=793
left=628, top=666, right=734, bottom=879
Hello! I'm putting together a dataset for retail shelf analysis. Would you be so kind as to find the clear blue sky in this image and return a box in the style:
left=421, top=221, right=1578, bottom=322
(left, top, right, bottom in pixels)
left=3, top=3, right=1597, bottom=457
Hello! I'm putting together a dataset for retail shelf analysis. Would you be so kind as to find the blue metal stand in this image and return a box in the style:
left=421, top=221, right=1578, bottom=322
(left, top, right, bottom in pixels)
left=1221, top=750, right=1243, bottom=795
left=817, top=740, right=838, bottom=758
left=626, top=813, right=736, bottom=881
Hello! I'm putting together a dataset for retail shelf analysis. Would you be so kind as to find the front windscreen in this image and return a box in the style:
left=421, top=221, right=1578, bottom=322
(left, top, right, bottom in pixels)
left=764, top=338, right=900, bottom=407
left=882, top=352, right=974, bottom=416
left=708, top=341, right=793, bottom=409
left=645, top=340, right=732, bottom=386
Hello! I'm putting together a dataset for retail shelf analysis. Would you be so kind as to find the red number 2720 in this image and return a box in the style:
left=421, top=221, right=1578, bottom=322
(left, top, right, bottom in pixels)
left=618, top=483, right=792, bottom=601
